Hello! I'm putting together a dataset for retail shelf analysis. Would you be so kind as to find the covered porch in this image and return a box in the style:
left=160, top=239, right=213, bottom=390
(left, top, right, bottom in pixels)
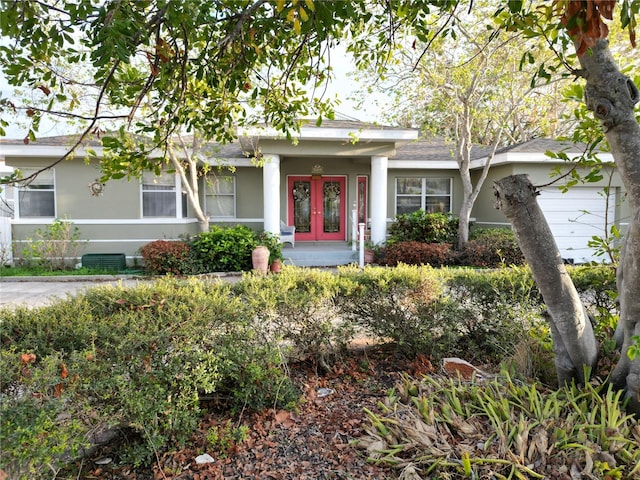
left=237, top=121, right=418, bottom=247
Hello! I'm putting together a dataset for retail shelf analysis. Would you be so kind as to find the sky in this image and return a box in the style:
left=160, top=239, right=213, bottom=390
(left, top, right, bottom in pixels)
left=0, top=45, right=390, bottom=140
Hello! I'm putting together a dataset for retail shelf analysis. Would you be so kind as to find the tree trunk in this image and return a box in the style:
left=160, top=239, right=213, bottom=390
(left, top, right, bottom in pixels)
left=457, top=197, right=472, bottom=250
left=167, top=137, right=210, bottom=233
left=577, top=39, right=640, bottom=413
left=494, top=174, right=598, bottom=386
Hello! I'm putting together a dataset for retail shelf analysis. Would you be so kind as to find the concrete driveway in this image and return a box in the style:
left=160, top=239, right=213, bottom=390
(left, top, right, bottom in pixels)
left=0, top=277, right=148, bottom=309
left=0, top=273, right=243, bottom=309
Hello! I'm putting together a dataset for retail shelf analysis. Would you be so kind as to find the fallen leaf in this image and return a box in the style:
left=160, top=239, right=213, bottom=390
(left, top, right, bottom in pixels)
left=20, top=353, right=36, bottom=365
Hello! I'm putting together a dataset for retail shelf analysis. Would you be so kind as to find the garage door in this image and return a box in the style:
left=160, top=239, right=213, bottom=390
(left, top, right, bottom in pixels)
left=537, top=187, right=615, bottom=264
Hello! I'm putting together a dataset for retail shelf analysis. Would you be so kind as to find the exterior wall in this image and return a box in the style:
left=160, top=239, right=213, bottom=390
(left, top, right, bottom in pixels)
left=6, top=156, right=202, bottom=261
left=203, top=166, right=264, bottom=222
left=470, top=162, right=630, bottom=232
left=469, top=164, right=516, bottom=228
left=12, top=222, right=201, bottom=262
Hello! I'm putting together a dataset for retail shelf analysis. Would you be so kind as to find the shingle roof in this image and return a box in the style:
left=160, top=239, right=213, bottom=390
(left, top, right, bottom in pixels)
left=297, top=118, right=409, bottom=131
left=3, top=126, right=580, bottom=162
left=495, top=137, right=594, bottom=154
left=0, top=133, right=103, bottom=147
left=393, top=136, right=494, bottom=161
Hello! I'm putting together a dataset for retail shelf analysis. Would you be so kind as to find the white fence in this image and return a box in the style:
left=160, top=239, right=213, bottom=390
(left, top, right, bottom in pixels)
left=0, top=216, right=12, bottom=266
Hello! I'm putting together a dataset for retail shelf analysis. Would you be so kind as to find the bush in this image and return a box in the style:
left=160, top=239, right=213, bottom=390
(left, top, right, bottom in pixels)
left=0, top=278, right=298, bottom=475
left=233, top=268, right=352, bottom=370
left=387, top=211, right=458, bottom=245
left=382, top=241, right=452, bottom=267
left=190, top=225, right=257, bottom=272
left=457, top=228, right=524, bottom=267
left=19, top=218, right=86, bottom=270
left=140, top=239, right=192, bottom=274
left=0, top=265, right=621, bottom=477
left=442, top=266, right=545, bottom=364
left=335, top=264, right=445, bottom=357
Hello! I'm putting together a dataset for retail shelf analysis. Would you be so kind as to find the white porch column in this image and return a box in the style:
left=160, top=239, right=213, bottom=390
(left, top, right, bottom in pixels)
left=370, top=155, right=388, bottom=244
left=263, top=154, right=281, bottom=234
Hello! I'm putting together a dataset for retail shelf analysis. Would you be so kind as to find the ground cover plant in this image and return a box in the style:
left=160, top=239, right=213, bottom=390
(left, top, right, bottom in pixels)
left=1, top=265, right=638, bottom=479
left=0, top=265, right=128, bottom=277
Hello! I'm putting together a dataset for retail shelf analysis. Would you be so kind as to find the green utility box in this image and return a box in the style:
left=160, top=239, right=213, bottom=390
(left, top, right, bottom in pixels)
left=81, top=253, right=126, bottom=272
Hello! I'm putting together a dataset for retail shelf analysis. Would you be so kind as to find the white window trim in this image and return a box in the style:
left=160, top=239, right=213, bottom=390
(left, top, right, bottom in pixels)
left=395, top=177, right=453, bottom=215
left=140, top=172, right=182, bottom=219
left=15, top=168, right=56, bottom=219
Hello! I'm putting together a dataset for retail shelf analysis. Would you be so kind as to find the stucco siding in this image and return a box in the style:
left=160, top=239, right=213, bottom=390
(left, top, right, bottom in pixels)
left=469, top=164, right=515, bottom=228
left=11, top=221, right=202, bottom=259
left=235, top=167, right=264, bottom=218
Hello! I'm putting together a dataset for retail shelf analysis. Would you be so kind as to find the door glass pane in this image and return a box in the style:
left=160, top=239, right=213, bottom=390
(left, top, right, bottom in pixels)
left=357, top=177, right=367, bottom=224
left=323, top=181, right=341, bottom=233
left=292, top=181, right=311, bottom=233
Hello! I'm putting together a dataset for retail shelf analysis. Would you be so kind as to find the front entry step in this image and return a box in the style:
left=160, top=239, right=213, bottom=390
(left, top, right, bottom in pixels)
left=281, top=243, right=357, bottom=267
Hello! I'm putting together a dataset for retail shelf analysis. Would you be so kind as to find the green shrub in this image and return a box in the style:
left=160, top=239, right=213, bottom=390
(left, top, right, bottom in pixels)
left=382, top=241, right=452, bottom=267
left=335, top=264, right=445, bottom=357
left=458, top=227, right=525, bottom=267
left=442, top=266, right=545, bottom=363
left=19, top=218, right=86, bottom=270
left=0, top=278, right=298, bottom=474
left=0, top=264, right=621, bottom=477
left=140, top=239, right=192, bottom=274
left=233, top=268, right=352, bottom=370
left=190, top=225, right=256, bottom=272
left=387, top=211, right=458, bottom=245
left=568, top=264, right=617, bottom=314
left=0, top=348, right=89, bottom=479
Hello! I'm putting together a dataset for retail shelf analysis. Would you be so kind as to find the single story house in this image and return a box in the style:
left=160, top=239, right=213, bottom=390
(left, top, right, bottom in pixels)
left=0, top=120, right=630, bottom=265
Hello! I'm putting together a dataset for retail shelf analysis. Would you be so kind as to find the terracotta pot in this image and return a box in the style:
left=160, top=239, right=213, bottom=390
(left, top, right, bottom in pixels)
left=252, top=246, right=270, bottom=274
left=364, top=249, right=375, bottom=264
left=269, top=258, right=282, bottom=273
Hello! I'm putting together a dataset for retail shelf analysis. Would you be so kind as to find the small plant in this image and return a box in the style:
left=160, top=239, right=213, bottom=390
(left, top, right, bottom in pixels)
left=255, top=230, right=283, bottom=264
left=587, top=222, right=622, bottom=265
left=360, top=372, right=640, bottom=479
left=19, top=218, right=86, bottom=270
left=205, top=420, right=250, bottom=457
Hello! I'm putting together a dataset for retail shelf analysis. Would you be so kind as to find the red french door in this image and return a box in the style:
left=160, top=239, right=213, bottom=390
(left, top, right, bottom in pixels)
left=288, top=176, right=346, bottom=241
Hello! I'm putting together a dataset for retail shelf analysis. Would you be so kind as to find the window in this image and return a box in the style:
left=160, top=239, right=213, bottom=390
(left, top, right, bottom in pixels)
left=17, top=169, right=55, bottom=217
left=142, top=171, right=181, bottom=217
left=396, top=178, right=451, bottom=215
left=206, top=175, right=235, bottom=218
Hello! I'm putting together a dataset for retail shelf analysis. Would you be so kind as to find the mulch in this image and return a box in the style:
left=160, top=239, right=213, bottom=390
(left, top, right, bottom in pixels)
left=72, top=346, right=436, bottom=480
